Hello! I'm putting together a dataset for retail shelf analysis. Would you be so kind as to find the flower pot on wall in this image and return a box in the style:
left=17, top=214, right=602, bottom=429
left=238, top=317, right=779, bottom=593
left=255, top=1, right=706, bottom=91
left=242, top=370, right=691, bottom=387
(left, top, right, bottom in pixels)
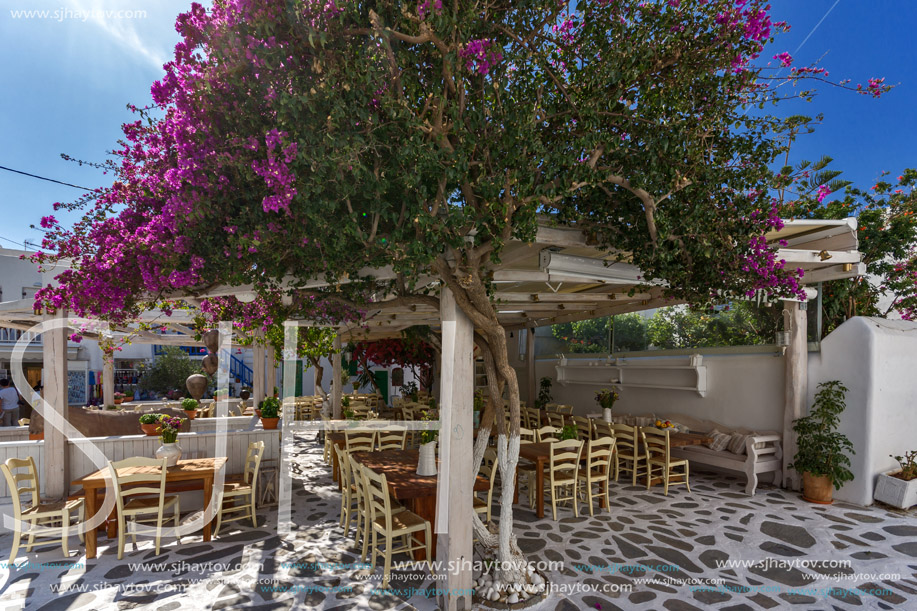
left=183, top=409, right=197, bottom=420
left=141, top=423, right=160, bottom=436
left=874, top=470, right=917, bottom=509
left=801, top=472, right=834, bottom=504
left=261, top=416, right=279, bottom=430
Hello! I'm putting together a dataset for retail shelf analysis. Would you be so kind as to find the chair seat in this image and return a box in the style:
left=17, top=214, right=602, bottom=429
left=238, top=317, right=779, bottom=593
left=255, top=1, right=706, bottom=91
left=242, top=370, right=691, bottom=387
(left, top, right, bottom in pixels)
left=648, top=457, right=688, bottom=467
left=372, top=509, right=426, bottom=533
left=577, top=467, right=610, bottom=479
left=473, top=497, right=488, bottom=511
left=550, top=474, right=576, bottom=485
left=22, top=498, right=83, bottom=518
left=123, top=495, right=179, bottom=513
left=222, top=481, right=254, bottom=495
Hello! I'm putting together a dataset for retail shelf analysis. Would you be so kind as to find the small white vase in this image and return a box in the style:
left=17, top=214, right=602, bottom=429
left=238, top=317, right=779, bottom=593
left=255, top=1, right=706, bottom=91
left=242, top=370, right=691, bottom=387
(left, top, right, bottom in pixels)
left=417, top=441, right=437, bottom=476
left=155, top=442, right=182, bottom=467
left=603, top=408, right=613, bottom=423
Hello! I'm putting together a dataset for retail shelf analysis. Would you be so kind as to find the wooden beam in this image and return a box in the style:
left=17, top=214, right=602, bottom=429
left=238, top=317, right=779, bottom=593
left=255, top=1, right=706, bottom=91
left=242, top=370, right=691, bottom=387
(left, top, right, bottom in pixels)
left=42, top=310, right=69, bottom=500
left=782, top=300, right=806, bottom=491
left=435, top=287, right=474, bottom=610
left=494, top=292, right=652, bottom=303
left=775, top=249, right=860, bottom=264
left=797, top=262, right=865, bottom=284
left=534, top=225, right=588, bottom=248
left=492, top=269, right=639, bottom=286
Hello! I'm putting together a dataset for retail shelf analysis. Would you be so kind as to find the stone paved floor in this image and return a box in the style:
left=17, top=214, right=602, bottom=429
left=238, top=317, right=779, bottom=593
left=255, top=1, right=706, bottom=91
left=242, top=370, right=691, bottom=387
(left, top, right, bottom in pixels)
left=0, top=433, right=915, bottom=610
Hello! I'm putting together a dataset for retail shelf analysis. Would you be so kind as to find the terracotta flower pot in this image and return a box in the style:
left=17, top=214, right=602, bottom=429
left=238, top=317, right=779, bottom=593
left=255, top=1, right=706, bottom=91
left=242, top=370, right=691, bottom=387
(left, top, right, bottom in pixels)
left=183, top=409, right=197, bottom=420
left=261, top=416, right=279, bottom=430
left=140, top=423, right=161, bottom=436
left=255, top=409, right=262, bottom=418
left=802, top=472, right=834, bottom=504
left=114, top=398, right=123, bottom=405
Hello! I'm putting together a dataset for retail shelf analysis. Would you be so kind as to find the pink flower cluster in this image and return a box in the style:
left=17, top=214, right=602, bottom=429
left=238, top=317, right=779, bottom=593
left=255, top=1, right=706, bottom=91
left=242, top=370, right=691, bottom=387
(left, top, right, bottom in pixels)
left=773, top=52, right=792, bottom=67
left=816, top=184, right=831, bottom=203
left=417, top=0, right=442, bottom=19
left=460, top=39, right=503, bottom=76
left=741, top=203, right=805, bottom=300
left=251, top=129, right=299, bottom=214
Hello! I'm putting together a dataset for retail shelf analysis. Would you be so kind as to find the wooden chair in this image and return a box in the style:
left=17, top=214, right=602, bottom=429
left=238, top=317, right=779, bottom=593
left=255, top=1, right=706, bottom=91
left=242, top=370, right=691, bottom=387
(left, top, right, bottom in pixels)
left=1, top=457, right=84, bottom=563
left=345, top=430, right=377, bottom=453
left=612, top=424, right=646, bottom=485
left=571, top=415, right=592, bottom=441
left=591, top=419, right=615, bottom=440
left=214, top=441, right=265, bottom=536
left=547, top=439, right=584, bottom=521
left=535, top=425, right=560, bottom=443
left=377, top=429, right=407, bottom=451
left=519, top=427, right=536, bottom=444
left=577, top=437, right=616, bottom=515
left=553, top=404, right=574, bottom=415
left=108, top=457, right=181, bottom=559
left=401, top=406, right=416, bottom=448
left=545, top=411, right=566, bottom=428
left=360, top=466, right=432, bottom=588
left=640, top=427, right=690, bottom=495
left=473, top=448, right=499, bottom=522
left=17, top=418, right=29, bottom=426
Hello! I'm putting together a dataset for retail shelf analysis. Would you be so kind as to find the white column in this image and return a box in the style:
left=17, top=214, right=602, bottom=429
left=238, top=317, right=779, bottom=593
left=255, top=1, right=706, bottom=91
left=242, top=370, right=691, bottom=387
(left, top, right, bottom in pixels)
left=435, top=288, right=474, bottom=611
left=253, top=330, right=266, bottom=408
left=783, top=300, right=807, bottom=491
left=266, top=346, right=276, bottom=397
left=42, top=310, right=69, bottom=499
left=526, top=326, right=537, bottom=407
left=102, top=353, right=115, bottom=406
left=332, top=335, right=342, bottom=419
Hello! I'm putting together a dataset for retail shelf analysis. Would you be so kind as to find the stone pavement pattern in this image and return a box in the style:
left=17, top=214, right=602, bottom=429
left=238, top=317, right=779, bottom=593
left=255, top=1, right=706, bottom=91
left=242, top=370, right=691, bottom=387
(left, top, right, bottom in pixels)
left=0, top=432, right=913, bottom=610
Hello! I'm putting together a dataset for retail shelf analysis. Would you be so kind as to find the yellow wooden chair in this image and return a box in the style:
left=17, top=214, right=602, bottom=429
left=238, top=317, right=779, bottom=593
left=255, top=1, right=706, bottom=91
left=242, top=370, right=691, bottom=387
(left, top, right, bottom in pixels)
left=535, top=425, right=560, bottom=443
left=1, top=457, right=83, bottom=563
left=571, top=415, right=592, bottom=441
left=360, top=465, right=432, bottom=588
left=612, top=423, right=646, bottom=485
left=577, top=436, right=616, bottom=515
left=545, top=411, right=566, bottom=429
left=108, top=456, right=180, bottom=559
left=473, top=448, right=499, bottom=522
left=547, top=439, right=584, bottom=521
left=345, top=430, right=377, bottom=453
left=214, top=440, right=265, bottom=536
left=377, top=429, right=407, bottom=451
left=641, top=427, right=690, bottom=495
left=553, top=404, right=574, bottom=415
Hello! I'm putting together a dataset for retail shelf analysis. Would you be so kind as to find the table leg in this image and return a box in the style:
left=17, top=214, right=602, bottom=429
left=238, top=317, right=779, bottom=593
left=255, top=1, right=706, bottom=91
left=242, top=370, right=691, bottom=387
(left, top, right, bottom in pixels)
left=85, top=488, right=98, bottom=559
left=536, top=461, right=545, bottom=519
left=203, top=475, right=214, bottom=542
left=412, top=496, right=437, bottom=561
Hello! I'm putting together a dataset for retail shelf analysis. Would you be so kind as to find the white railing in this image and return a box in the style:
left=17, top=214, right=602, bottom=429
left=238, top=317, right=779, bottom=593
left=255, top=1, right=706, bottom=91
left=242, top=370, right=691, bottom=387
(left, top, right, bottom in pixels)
left=0, top=328, right=38, bottom=344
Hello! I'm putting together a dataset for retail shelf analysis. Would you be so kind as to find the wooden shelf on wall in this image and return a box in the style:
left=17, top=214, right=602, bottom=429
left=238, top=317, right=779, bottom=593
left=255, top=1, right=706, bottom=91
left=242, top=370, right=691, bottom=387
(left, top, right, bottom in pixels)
left=554, top=354, right=708, bottom=397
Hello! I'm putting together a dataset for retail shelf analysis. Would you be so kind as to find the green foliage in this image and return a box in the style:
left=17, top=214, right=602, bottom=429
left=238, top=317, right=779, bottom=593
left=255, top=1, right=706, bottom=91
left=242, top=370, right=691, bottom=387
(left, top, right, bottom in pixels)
left=473, top=391, right=484, bottom=412
left=645, top=302, right=781, bottom=349
left=342, top=396, right=351, bottom=408
left=181, top=398, right=199, bottom=411
left=560, top=425, right=578, bottom=441
left=402, top=381, right=419, bottom=402
left=535, top=377, right=553, bottom=409
left=789, top=381, right=855, bottom=489
left=138, top=413, right=161, bottom=424
left=419, top=410, right=438, bottom=445
left=891, top=451, right=917, bottom=481
left=611, top=313, right=649, bottom=352
left=137, top=347, right=200, bottom=397
left=552, top=317, right=610, bottom=353
left=259, top=396, right=280, bottom=418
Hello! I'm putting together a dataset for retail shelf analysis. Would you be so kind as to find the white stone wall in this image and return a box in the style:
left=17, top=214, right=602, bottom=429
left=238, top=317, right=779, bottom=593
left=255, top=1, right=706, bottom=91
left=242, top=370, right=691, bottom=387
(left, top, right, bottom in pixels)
left=807, top=317, right=917, bottom=506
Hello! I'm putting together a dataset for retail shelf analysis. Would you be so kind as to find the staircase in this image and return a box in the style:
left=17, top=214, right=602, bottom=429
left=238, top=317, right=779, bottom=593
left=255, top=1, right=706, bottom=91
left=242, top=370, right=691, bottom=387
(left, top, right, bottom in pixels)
left=224, top=350, right=254, bottom=386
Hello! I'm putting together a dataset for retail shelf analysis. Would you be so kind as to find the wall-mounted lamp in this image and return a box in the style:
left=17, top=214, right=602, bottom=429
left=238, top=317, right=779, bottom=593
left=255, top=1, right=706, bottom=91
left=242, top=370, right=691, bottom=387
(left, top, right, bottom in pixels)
left=235, top=292, right=257, bottom=303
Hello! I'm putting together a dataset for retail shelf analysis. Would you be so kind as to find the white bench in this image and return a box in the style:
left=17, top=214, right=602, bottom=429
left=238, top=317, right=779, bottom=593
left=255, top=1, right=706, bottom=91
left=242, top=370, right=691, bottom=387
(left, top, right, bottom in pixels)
left=658, top=414, right=783, bottom=495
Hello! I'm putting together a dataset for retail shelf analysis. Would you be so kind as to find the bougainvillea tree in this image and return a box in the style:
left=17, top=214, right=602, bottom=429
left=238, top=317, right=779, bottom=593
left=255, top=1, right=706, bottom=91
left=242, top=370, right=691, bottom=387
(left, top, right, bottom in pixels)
left=350, top=335, right=437, bottom=392
left=34, top=0, right=890, bottom=583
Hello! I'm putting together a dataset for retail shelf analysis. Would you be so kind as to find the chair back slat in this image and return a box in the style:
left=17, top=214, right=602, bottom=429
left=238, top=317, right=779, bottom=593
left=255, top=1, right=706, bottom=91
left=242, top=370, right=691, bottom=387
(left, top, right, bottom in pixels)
left=586, top=437, right=616, bottom=474
left=360, top=466, right=393, bottom=530
left=108, top=457, right=170, bottom=514
left=535, top=426, right=560, bottom=443
left=640, top=427, right=671, bottom=462
left=243, top=441, right=265, bottom=486
left=549, top=439, right=583, bottom=474
left=519, top=427, right=535, bottom=444
left=612, top=424, right=638, bottom=450
left=345, top=431, right=377, bottom=453
left=592, top=419, right=615, bottom=440
left=377, top=429, right=407, bottom=451
left=1, top=457, right=40, bottom=516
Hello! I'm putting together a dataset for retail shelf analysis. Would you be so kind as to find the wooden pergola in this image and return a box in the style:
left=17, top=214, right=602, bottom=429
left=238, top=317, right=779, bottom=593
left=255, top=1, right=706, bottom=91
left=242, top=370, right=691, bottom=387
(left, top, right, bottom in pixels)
left=0, top=218, right=862, bottom=610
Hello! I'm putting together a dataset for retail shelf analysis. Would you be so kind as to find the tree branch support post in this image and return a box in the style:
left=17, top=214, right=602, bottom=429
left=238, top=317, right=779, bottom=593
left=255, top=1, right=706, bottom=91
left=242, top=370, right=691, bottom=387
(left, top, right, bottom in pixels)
left=435, top=287, right=474, bottom=611
left=253, top=330, right=266, bottom=409
left=102, top=352, right=115, bottom=407
left=332, top=334, right=343, bottom=419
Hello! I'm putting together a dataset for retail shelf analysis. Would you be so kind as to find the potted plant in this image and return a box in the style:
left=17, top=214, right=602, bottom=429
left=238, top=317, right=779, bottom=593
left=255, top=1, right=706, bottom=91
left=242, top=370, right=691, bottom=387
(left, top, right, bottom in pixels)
left=113, top=391, right=126, bottom=405
left=595, top=386, right=620, bottom=423
left=403, top=381, right=419, bottom=403
left=139, top=413, right=162, bottom=435
left=535, top=377, right=553, bottom=410
left=417, top=410, right=438, bottom=476
left=875, top=450, right=917, bottom=509
left=181, top=397, right=199, bottom=420
left=789, top=381, right=855, bottom=504
left=259, top=396, right=281, bottom=430
left=155, top=414, right=185, bottom=466
left=560, top=424, right=578, bottom=441
left=473, top=392, right=484, bottom=428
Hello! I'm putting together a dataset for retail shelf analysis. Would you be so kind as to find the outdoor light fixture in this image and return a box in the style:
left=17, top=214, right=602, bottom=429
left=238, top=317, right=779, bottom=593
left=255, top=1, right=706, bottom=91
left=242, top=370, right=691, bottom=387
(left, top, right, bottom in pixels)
left=235, top=292, right=257, bottom=303
left=538, top=250, right=644, bottom=283
left=518, top=328, right=527, bottom=361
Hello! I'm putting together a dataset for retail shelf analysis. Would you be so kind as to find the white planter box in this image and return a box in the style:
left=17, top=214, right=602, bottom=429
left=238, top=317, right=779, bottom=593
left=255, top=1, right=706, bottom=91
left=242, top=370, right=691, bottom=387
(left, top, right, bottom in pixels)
left=874, top=470, right=917, bottom=509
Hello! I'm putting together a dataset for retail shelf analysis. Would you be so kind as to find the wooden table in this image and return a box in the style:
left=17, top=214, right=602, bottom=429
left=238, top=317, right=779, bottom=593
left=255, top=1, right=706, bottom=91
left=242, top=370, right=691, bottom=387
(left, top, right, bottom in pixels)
left=73, top=457, right=228, bottom=559
left=350, top=449, right=489, bottom=560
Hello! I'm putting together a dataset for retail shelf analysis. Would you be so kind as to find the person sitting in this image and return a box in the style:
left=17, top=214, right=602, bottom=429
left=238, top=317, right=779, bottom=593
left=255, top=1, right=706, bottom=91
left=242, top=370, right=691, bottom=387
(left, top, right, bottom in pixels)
left=0, top=379, right=22, bottom=426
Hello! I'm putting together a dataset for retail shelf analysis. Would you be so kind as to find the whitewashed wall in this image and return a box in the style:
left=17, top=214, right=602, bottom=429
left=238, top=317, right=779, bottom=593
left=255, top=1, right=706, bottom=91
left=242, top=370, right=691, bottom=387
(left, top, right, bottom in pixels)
left=808, top=317, right=917, bottom=506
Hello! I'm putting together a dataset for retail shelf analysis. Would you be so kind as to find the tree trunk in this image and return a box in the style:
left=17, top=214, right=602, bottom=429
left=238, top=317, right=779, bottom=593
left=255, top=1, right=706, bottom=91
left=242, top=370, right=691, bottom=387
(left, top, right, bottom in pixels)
left=309, top=356, right=327, bottom=398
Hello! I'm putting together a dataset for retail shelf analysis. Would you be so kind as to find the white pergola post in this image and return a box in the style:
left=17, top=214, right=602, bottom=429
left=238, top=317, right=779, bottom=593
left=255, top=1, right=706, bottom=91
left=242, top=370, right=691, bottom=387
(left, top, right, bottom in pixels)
left=782, top=300, right=808, bottom=491
left=332, top=334, right=342, bottom=419
left=102, top=352, right=115, bottom=406
left=42, top=309, right=69, bottom=499
left=266, top=346, right=276, bottom=397
left=526, top=326, right=537, bottom=407
left=253, top=330, right=266, bottom=408
left=435, top=288, right=474, bottom=611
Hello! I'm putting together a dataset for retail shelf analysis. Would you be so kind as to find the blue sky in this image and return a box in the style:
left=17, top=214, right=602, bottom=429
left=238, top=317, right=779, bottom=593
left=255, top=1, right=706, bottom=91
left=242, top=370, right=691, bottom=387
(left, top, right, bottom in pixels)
left=1, top=0, right=914, bottom=250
